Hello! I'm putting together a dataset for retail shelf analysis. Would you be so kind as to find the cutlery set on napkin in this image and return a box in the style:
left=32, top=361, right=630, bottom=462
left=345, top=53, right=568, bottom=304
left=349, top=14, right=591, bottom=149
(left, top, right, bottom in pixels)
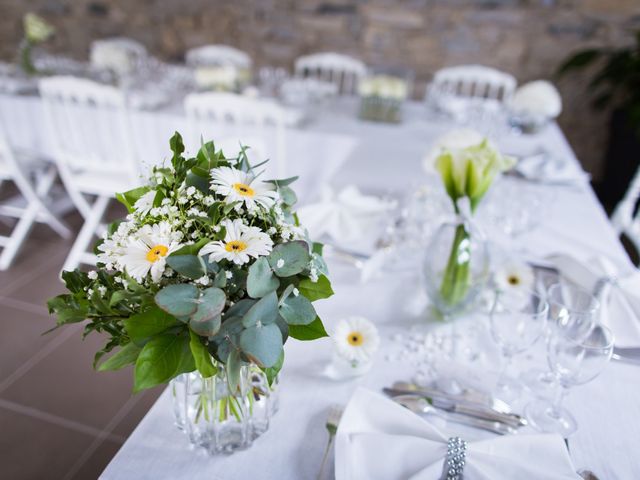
left=333, top=388, right=581, bottom=480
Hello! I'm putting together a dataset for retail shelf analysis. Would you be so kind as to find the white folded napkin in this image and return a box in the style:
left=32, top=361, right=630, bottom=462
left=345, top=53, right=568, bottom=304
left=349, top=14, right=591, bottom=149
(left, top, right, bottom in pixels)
left=548, top=253, right=640, bottom=347
left=336, top=388, right=579, bottom=480
left=297, top=185, right=395, bottom=250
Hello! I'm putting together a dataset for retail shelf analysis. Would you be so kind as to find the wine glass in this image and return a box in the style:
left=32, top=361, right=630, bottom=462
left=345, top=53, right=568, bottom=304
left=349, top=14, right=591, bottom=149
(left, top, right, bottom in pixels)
left=525, top=323, right=614, bottom=436
left=489, top=290, right=548, bottom=402
left=522, top=282, right=599, bottom=394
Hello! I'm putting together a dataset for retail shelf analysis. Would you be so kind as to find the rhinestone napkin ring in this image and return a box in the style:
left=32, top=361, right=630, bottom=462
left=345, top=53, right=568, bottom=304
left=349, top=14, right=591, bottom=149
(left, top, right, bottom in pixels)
left=441, top=437, right=467, bottom=480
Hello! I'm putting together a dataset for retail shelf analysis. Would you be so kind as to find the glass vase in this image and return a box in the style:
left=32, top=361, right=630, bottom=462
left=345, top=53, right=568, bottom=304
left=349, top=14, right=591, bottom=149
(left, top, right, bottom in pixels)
left=423, top=218, right=489, bottom=320
left=170, top=363, right=277, bottom=455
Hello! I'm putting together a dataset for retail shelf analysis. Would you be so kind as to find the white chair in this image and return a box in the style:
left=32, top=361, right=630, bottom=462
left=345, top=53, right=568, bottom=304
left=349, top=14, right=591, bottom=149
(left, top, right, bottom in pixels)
left=294, top=52, right=367, bottom=95
left=0, top=118, right=71, bottom=270
left=39, top=76, right=141, bottom=272
left=184, top=92, right=287, bottom=178
left=185, top=45, right=252, bottom=70
left=611, top=165, right=640, bottom=255
left=430, top=64, right=517, bottom=103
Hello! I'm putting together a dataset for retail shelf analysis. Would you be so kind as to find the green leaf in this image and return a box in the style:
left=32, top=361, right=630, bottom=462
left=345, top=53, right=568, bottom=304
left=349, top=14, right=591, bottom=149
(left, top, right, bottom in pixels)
left=226, top=298, right=256, bottom=318
left=123, top=306, right=179, bottom=344
left=297, top=275, right=334, bottom=301
left=185, top=172, right=209, bottom=193
left=154, top=284, right=199, bottom=317
left=557, top=49, right=601, bottom=76
left=247, top=257, right=280, bottom=298
left=47, top=295, right=88, bottom=324
left=170, top=131, right=185, bottom=161
left=268, top=241, right=310, bottom=277
left=240, top=323, right=283, bottom=368
left=278, top=186, right=297, bottom=205
left=262, top=350, right=284, bottom=386
left=213, top=270, right=227, bottom=288
left=166, top=255, right=206, bottom=280
left=116, top=186, right=150, bottom=213
left=279, top=294, right=317, bottom=325
left=312, top=242, right=324, bottom=255
left=190, top=288, right=225, bottom=336
left=264, top=176, right=298, bottom=187
left=189, top=331, right=217, bottom=377
left=223, top=201, right=240, bottom=215
left=288, top=316, right=328, bottom=341
left=226, top=348, right=242, bottom=394
left=242, top=291, right=279, bottom=327
left=134, top=332, right=195, bottom=392
left=61, top=270, right=90, bottom=294
left=98, top=343, right=142, bottom=371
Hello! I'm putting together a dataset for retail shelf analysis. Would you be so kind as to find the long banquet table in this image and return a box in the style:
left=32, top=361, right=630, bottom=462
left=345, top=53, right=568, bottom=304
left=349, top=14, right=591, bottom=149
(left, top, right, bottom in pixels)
left=4, top=94, right=638, bottom=479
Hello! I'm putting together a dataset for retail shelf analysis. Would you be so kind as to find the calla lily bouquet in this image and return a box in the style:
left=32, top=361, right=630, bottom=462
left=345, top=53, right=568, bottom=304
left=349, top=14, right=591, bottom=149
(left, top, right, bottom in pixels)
left=19, top=13, right=55, bottom=75
left=434, top=139, right=514, bottom=308
left=47, top=133, right=333, bottom=393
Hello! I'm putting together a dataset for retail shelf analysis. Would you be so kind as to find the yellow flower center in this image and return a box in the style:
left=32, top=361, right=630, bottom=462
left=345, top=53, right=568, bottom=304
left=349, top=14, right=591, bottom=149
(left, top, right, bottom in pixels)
left=225, top=240, right=248, bottom=253
left=233, top=183, right=255, bottom=197
left=347, top=332, right=364, bottom=346
left=146, top=244, right=169, bottom=263
left=507, top=275, right=520, bottom=286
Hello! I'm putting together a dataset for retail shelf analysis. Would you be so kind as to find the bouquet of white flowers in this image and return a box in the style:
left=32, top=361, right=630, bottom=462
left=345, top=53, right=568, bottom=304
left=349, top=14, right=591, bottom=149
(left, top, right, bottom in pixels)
left=48, top=133, right=333, bottom=395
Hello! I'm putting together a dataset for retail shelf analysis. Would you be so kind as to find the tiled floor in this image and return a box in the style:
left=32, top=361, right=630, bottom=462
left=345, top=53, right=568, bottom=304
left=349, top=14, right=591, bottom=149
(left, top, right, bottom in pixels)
left=0, top=206, right=162, bottom=480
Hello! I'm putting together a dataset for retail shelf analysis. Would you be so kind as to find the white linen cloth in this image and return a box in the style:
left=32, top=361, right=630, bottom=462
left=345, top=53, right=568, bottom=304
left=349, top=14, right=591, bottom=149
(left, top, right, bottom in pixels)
left=548, top=253, right=640, bottom=347
left=336, top=388, right=579, bottom=480
left=514, top=153, right=589, bottom=185
left=297, top=185, right=396, bottom=249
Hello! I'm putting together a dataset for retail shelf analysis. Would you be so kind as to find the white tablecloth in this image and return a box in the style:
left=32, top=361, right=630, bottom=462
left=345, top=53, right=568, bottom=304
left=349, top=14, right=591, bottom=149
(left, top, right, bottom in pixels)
left=4, top=94, right=637, bottom=479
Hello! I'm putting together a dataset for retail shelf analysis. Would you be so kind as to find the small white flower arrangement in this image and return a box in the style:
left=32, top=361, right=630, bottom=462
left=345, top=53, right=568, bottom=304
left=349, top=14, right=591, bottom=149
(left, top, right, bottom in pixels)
left=194, top=65, right=251, bottom=92
left=509, top=80, right=562, bottom=133
left=19, top=13, right=55, bottom=75
left=327, top=316, right=380, bottom=379
left=358, top=75, right=409, bottom=124
left=90, top=38, right=147, bottom=78
left=48, top=132, right=334, bottom=393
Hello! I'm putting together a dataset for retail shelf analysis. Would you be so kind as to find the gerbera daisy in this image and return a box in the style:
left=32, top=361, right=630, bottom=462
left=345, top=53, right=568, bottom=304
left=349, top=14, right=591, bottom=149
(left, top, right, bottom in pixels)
left=332, top=316, right=380, bottom=365
left=210, top=166, right=278, bottom=210
left=198, top=219, right=273, bottom=266
left=119, top=221, right=183, bottom=282
left=494, top=260, right=534, bottom=293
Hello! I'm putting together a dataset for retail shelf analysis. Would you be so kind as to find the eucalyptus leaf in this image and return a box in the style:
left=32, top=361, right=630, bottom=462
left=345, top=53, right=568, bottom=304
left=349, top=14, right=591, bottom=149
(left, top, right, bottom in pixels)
left=133, top=332, right=195, bottom=392
left=97, top=343, right=142, bottom=372
left=226, top=299, right=256, bottom=318
left=278, top=186, right=297, bottom=205
left=247, top=257, right=279, bottom=298
left=213, top=270, right=227, bottom=288
left=264, top=176, right=298, bottom=187
left=154, top=284, right=199, bottom=317
left=239, top=323, right=283, bottom=368
left=268, top=241, right=310, bottom=277
left=242, top=291, right=279, bottom=327
left=279, top=294, right=317, bottom=325
left=166, top=255, right=206, bottom=280
left=123, top=306, right=179, bottom=344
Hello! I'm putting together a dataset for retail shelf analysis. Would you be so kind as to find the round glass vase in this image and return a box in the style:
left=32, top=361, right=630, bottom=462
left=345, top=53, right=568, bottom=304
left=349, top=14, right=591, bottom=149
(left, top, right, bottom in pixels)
left=423, top=218, right=489, bottom=321
left=170, top=363, right=278, bottom=455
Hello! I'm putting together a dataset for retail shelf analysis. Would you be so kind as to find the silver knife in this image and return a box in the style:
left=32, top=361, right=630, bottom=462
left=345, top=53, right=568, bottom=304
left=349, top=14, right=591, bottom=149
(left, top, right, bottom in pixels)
left=612, top=346, right=640, bottom=365
left=383, top=387, right=526, bottom=428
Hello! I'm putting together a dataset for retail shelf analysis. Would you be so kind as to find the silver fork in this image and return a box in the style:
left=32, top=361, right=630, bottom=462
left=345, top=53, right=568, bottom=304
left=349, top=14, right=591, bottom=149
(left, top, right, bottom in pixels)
left=316, top=405, right=343, bottom=480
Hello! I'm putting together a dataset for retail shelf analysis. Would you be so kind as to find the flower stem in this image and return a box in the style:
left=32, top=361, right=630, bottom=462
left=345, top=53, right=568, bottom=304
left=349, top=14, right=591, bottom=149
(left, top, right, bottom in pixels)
left=439, top=223, right=471, bottom=309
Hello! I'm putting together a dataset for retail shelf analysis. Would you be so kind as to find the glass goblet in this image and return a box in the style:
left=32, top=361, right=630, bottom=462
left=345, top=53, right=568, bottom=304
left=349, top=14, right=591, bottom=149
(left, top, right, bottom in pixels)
left=489, top=290, right=548, bottom=402
left=522, top=282, right=599, bottom=395
left=525, top=323, right=614, bottom=437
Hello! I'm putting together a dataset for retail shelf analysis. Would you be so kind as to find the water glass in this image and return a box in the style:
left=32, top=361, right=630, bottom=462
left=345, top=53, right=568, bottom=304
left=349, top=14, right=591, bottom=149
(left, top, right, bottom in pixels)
left=525, top=323, right=614, bottom=436
left=489, top=290, right=548, bottom=401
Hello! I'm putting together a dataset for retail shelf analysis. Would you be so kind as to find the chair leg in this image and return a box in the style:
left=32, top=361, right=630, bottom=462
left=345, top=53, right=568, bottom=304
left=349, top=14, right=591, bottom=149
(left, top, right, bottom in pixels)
left=61, top=195, right=110, bottom=273
left=0, top=202, right=39, bottom=271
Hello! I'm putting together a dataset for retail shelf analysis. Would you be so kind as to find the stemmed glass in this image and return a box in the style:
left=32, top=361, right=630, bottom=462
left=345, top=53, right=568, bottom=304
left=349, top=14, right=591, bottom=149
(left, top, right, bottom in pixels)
left=522, top=283, right=599, bottom=394
left=525, top=323, right=614, bottom=436
left=489, top=290, right=548, bottom=402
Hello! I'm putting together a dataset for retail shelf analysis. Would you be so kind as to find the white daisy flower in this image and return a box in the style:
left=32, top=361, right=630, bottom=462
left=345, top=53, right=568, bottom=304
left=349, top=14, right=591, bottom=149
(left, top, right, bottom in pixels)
left=119, top=221, right=183, bottom=283
left=210, top=166, right=278, bottom=210
left=133, top=190, right=157, bottom=217
left=494, top=260, right=535, bottom=293
left=332, top=316, right=380, bottom=364
left=198, top=219, right=273, bottom=266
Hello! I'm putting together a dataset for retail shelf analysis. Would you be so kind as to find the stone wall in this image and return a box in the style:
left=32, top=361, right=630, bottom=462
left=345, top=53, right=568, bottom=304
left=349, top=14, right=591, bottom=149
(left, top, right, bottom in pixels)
left=2, top=0, right=639, bottom=178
